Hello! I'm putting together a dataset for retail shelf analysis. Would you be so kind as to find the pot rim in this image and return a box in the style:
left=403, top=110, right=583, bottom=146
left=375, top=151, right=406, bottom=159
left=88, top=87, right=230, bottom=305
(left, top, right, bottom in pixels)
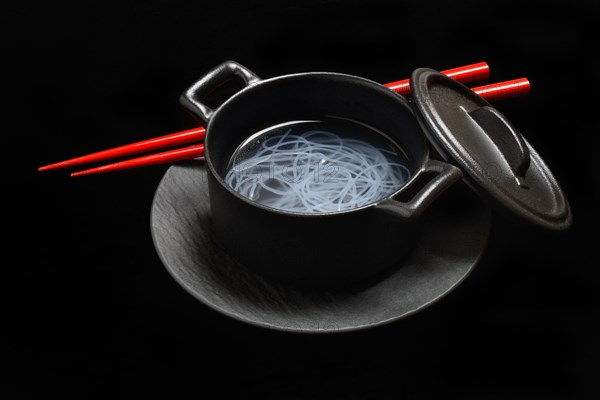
left=203, top=71, right=431, bottom=218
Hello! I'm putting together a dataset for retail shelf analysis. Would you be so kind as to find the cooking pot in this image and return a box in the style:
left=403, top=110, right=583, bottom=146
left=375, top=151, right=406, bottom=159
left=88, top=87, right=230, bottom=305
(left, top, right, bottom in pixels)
left=180, top=61, right=462, bottom=286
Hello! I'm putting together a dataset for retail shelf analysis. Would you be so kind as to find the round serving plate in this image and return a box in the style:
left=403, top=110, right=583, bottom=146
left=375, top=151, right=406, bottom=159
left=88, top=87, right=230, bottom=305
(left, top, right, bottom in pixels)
left=151, top=161, right=491, bottom=333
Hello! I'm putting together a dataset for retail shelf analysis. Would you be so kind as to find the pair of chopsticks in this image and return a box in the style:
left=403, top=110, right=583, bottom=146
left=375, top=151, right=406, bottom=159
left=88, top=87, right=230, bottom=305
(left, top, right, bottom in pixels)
left=38, top=62, right=530, bottom=177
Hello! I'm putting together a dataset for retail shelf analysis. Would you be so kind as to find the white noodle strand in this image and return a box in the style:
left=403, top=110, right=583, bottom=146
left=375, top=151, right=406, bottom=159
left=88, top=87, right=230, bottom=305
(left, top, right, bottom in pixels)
left=225, top=129, right=410, bottom=213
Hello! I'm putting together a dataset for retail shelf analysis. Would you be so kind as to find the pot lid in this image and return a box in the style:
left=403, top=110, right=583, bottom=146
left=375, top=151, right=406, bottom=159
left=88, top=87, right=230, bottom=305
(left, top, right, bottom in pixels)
left=410, top=68, right=572, bottom=231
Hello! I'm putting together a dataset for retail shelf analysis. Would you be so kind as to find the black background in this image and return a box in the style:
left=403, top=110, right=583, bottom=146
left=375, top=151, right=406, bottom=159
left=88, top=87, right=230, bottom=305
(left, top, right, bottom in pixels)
left=7, top=0, right=599, bottom=398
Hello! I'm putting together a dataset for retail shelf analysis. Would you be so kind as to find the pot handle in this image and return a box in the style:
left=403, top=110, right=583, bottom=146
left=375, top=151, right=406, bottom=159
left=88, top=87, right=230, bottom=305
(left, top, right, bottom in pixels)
left=179, top=60, right=261, bottom=123
left=375, top=159, right=462, bottom=219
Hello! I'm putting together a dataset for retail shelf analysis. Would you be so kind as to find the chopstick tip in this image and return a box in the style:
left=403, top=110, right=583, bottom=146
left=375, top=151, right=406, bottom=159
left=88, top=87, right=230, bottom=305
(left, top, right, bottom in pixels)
left=38, top=162, right=65, bottom=172
left=71, top=166, right=107, bottom=177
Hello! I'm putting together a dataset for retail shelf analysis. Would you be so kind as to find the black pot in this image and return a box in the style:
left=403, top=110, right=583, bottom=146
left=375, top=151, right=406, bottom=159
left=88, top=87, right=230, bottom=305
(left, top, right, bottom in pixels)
left=180, top=61, right=462, bottom=286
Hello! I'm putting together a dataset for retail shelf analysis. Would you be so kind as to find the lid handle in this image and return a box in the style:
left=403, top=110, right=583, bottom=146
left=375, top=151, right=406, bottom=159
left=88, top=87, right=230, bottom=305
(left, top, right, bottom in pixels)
left=467, top=106, right=531, bottom=185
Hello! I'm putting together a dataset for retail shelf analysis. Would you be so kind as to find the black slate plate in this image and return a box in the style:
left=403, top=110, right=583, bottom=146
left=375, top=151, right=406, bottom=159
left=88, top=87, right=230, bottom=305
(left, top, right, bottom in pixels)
left=151, top=161, right=491, bottom=333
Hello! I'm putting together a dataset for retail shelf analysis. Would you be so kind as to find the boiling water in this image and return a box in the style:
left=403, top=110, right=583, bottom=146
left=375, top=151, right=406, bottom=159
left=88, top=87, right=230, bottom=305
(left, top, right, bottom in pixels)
left=224, top=117, right=411, bottom=213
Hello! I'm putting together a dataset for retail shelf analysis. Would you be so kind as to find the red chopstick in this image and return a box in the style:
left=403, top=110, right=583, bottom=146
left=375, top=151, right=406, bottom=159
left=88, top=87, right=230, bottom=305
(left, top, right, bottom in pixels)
left=469, top=77, right=530, bottom=101
left=68, top=78, right=530, bottom=177
left=38, top=126, right=207, bottom=172
left=38, top=62, right=490, bottom=173
left=70, top=144, right=206, bottom=177
left=37, top=63, right=531, bottom=177
left=384, top=61, right=489, bottom=95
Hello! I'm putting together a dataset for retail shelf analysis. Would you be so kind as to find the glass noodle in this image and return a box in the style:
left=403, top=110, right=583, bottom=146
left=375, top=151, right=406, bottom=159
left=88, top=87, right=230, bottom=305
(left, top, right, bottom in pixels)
left=225, top=120, right=410, bottom=213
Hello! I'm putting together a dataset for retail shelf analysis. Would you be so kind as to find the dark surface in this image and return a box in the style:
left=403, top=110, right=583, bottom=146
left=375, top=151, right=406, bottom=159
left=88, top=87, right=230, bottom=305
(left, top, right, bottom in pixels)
left=8, top=0, right=598, bottom=398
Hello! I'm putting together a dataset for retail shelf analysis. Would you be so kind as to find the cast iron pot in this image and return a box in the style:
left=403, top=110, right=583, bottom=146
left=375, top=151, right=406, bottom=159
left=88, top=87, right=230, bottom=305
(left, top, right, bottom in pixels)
left=180, top=61, right=462, bottom=286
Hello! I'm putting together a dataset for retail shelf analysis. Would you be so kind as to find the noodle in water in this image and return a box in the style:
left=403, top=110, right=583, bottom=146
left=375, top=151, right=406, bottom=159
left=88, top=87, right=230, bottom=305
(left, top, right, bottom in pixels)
left=225, top=120, right=410, bottom=213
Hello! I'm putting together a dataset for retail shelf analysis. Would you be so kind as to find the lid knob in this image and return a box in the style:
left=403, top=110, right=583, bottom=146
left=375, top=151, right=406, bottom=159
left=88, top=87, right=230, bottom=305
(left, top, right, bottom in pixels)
left=466, top=106, right=530, bottom=188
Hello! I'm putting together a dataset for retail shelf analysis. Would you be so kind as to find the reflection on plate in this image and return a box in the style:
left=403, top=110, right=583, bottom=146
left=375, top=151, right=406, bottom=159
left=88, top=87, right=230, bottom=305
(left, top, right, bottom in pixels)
left=151, top=161, right=491, bottom=333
